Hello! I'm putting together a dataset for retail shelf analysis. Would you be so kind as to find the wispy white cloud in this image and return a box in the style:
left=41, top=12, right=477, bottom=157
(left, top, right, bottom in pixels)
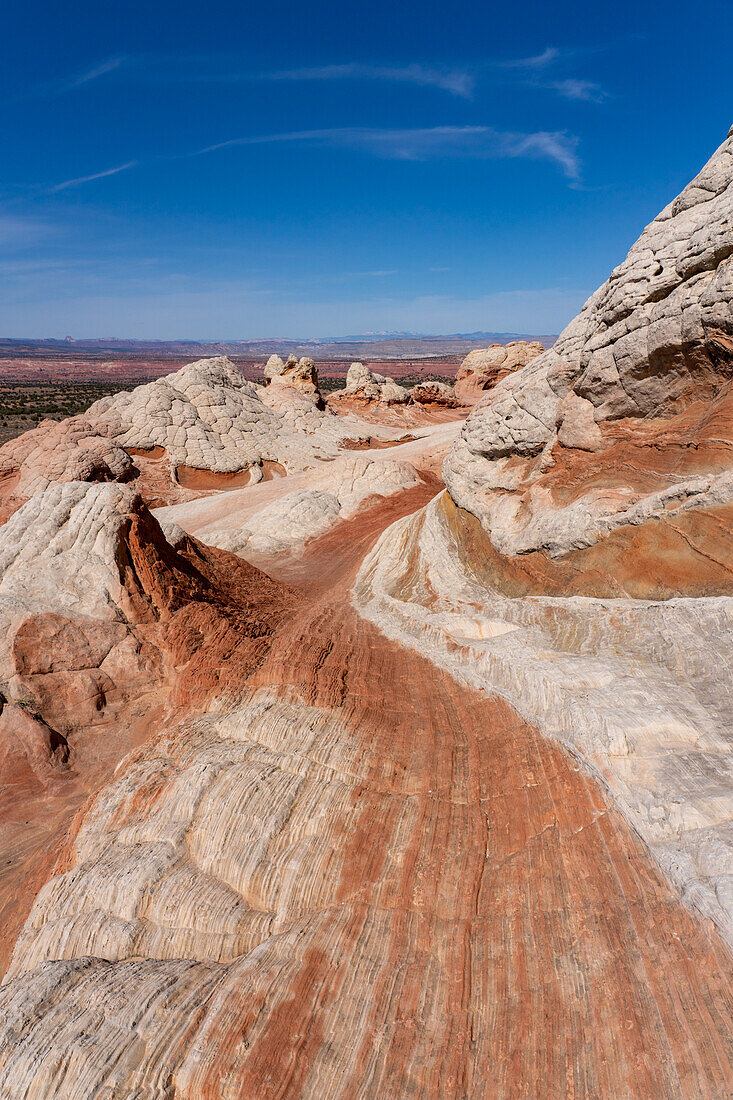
left=195, top=125, right=581, bottom=179
left=258, top=62, right=474, bottom=98
left=66, top=56, right=127, bottom=89
left=9, top=48, right=609, bottom=108
left=45, top=161, right=138, bottom=194
left=492, top=46, right=561, bottom=70
left=10, top=56, right=127, bottom=102
left=544, top=78, right=608, bottom=103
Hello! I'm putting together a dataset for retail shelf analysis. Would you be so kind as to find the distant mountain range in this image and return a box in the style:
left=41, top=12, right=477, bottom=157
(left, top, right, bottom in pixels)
left=0, top=332, right=556, bottom=361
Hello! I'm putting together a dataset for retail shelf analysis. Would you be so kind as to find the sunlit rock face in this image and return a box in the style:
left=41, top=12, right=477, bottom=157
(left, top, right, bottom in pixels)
left=444, top=126, right=733, bottom=562
left=355, top=126, right=733, bottom=946
left=0, top=480, right=294, bottom=795
left=3, top=570, right=733, bottom=1099
left=411, top=379, right=462, bottom=407
left=335, top=361, right=411, bottom=405
left=453, top=340, right=545, bottom=404
left=0, top=357, right=374, bottom=509
left=263, top=353, right=326, bottom=409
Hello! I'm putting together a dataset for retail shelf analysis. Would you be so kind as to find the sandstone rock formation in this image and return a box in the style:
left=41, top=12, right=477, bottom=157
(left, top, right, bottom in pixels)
left=0, top=480, right=294, bottom=750
left=264, top=353, right=325, bottom=408
left=2, top=132, right=733, bottom=1100
left=453, top=339, right=545, bottom=403
left=328, top=364, right=468, bottom=429
left=355, top=126, right=733, bottom=953
left=0, top=477, right=297, bottom=980
left=338, top=361, right=411, bottom=404
left=1, top=476, right=732, bottom=1097
left=0, top=357, right=376, bottom=513
left=443, top=130, right=733, bottom=563
left=410, top=379, right=462, bottom=406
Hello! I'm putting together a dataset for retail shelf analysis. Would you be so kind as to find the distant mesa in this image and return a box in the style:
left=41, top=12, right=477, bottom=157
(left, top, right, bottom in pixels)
left=0, top=329, right=557, bottom=364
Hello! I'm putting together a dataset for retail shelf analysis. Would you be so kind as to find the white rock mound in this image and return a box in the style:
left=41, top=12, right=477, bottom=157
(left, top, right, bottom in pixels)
left=445, top=125, right=733, bottom=556
left=341, top=362, right=411, bottom=405
left=0, top=357, right=373, bottom=499
left=202, top=455, right=421, bottom=559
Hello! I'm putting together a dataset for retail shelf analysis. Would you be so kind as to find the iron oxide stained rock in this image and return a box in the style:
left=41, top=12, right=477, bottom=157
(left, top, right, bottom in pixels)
left=411, top=379, right=462, bottom=407
left=1, top=130, right=733, bottom=1100
left=354, top=125, right=733, bottom=957
left=453, top=340, right=545, bottom=404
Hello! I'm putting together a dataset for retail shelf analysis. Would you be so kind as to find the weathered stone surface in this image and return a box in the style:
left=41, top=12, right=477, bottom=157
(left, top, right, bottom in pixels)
left=353, top=126, right=733, bottom=957
left=0, top=356, right=374, bottom=508
left=0, top=478, right=293, bottom=776
left=264, top=353, right=325, bottom=408
left=354, top=490, right=733, bottom=945
left=153, top=422, right=463, bottom=566
left=199, top=454, right=421, bottom=560
left=454, top=340, right=545, bottom=403
left=2, top=488, right=732, bottom=1097
left=411, top=379, right=462, bottom=406
left=337, top=361, right=411, bottom=404
left=445, top=127, right=733, bottom=559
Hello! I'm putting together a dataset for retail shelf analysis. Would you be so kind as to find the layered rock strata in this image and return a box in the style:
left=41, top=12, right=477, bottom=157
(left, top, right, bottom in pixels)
left=0, top=480, right=295, bottom=975
left=354, top=126, right=733, bottom=948
left=1, top=487, right=732, bottom=1097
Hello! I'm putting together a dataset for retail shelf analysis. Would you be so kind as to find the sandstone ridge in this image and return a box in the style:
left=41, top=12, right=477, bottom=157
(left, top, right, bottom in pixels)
left=354, top=126, right=733, bottom=950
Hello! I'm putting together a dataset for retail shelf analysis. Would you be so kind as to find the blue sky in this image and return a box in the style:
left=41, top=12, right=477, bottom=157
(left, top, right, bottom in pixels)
left=1, top=0, right=731, bottom=339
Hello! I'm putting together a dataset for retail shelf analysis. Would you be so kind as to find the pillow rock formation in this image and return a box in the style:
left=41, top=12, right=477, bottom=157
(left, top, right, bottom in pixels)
left=329, top=364, right=467, bottom=428
left=338, top=361, right=411, bottom=404
left=1, top=130, right=733, bottom=1099
left=453, top=339, right=545, bottom=403
left=264, top=353, right=326, bottom=409
left=0, top=356, right=378, bottom=513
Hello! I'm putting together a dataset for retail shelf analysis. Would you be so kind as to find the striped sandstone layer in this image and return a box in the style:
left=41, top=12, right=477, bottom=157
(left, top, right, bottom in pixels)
left=0, top=487, right=732, bottom=1097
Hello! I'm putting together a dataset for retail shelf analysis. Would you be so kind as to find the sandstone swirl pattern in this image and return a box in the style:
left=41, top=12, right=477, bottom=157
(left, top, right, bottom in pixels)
left=1, top=132, right=733, bottom=1099
left=2, top=539, right=733, bottom=1098
left=355, top=127, right=733, bottom=947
